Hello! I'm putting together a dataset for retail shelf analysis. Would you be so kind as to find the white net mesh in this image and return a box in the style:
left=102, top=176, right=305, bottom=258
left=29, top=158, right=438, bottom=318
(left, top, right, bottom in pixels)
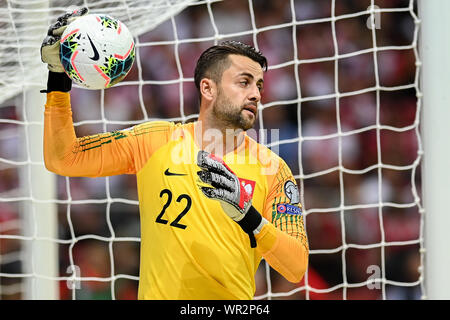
left=0, top=0, right=424, bottom=300
left=0, top=0, right=197, bottom=105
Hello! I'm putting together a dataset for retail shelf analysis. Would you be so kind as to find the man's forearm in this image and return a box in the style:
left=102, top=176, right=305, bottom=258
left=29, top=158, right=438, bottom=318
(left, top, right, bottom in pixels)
left=255, top=222, right=309, bottom=283
left=44, top=91, right=78, bottom=175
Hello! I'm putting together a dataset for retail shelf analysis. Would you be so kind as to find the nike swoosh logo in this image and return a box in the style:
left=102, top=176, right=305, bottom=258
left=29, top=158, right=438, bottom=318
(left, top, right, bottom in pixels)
left=87, top=34, right=99, bottom=61
left=164, top=168, right=187, bottom=176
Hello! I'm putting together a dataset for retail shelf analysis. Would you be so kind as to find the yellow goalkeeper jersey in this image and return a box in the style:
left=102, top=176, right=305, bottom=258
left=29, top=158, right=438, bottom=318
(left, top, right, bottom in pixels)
left=44, top=92, right=309, bottom=300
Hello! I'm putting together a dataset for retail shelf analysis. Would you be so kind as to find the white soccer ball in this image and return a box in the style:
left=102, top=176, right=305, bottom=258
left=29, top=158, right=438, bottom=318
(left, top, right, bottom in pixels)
left=60, top=14, right=135, bottom=90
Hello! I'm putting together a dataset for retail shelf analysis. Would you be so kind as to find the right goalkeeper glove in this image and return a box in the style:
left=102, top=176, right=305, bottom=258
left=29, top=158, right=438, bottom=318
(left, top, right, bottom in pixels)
left=40, top=7, right=88, bottom=73
left=196, top=150, right=268, bottom=248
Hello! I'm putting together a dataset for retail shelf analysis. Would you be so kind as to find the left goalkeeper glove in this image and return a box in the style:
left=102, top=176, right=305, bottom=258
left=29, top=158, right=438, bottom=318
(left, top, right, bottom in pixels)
left=196, top=150, right=268, bottom=248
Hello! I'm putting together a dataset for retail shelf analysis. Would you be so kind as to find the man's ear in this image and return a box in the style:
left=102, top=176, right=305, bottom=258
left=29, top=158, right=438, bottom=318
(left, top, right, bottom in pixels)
left=200, top=78, right=216, bottom=102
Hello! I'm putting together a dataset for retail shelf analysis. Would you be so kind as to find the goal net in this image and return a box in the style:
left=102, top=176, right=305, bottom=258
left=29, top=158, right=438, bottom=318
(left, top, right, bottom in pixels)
left=0, top=0, right=424, bottom=300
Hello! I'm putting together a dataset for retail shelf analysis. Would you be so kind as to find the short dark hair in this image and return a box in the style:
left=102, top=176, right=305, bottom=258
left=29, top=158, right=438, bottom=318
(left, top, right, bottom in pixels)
left=194, top=41, right=268, bottom=93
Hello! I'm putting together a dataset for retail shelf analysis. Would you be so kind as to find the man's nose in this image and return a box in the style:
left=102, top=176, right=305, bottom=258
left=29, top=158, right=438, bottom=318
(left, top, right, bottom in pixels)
left=248, top=83, right=261, bottom=102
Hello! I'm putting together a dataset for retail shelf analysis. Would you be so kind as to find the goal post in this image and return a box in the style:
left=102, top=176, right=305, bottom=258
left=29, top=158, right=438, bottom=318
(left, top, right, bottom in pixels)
left=419, top=0, right=450, bottom=300
left=11, top=0, right=59, bottom=299
left=19, top=89, right=59, bottom=300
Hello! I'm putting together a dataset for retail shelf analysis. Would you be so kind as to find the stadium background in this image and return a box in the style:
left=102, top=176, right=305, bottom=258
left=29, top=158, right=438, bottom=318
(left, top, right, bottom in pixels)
left=0, top=0, right=421, bottom=300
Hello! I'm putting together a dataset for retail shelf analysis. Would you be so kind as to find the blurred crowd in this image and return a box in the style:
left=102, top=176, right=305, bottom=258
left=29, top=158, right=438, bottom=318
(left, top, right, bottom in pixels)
left=0, top=0, right=422, bottom=300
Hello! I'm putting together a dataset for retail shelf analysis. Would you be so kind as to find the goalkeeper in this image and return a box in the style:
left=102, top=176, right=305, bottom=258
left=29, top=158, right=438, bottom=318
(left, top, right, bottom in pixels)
left=41, top=8, right=309, bottom=300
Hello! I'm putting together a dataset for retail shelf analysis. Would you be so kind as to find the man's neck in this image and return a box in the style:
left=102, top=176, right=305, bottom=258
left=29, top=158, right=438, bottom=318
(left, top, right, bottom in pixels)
left=194, top=119, right=246, bottom=157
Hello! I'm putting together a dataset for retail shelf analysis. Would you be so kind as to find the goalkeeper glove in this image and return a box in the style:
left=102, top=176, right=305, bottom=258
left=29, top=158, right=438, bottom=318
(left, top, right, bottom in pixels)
left=196, top=150, right=268, bottom=248
left=40, top=7, right=88, bottom=73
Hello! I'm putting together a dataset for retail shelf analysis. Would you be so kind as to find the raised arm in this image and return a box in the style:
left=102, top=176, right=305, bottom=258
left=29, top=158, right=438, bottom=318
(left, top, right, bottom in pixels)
left=44, top=87, right=137, bottom=177
left=40, top=8, right=140, bottom=178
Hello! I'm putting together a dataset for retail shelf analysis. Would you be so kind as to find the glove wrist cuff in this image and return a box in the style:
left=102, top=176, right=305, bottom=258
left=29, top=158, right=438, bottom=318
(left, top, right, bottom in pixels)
left=236, top=206, right=262, bottom=234
left=41, top=71, right=72, bottom=93
left=236, top=206, right=263, bottom=248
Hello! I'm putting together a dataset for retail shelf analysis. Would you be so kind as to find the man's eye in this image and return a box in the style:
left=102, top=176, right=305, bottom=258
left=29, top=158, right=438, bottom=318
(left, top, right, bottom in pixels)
left=240, top=80, right=248, bottom=86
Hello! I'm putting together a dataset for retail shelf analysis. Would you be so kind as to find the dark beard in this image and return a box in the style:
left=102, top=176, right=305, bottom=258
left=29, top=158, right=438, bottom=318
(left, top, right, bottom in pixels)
left=212, top=90, right=255, bottom=131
